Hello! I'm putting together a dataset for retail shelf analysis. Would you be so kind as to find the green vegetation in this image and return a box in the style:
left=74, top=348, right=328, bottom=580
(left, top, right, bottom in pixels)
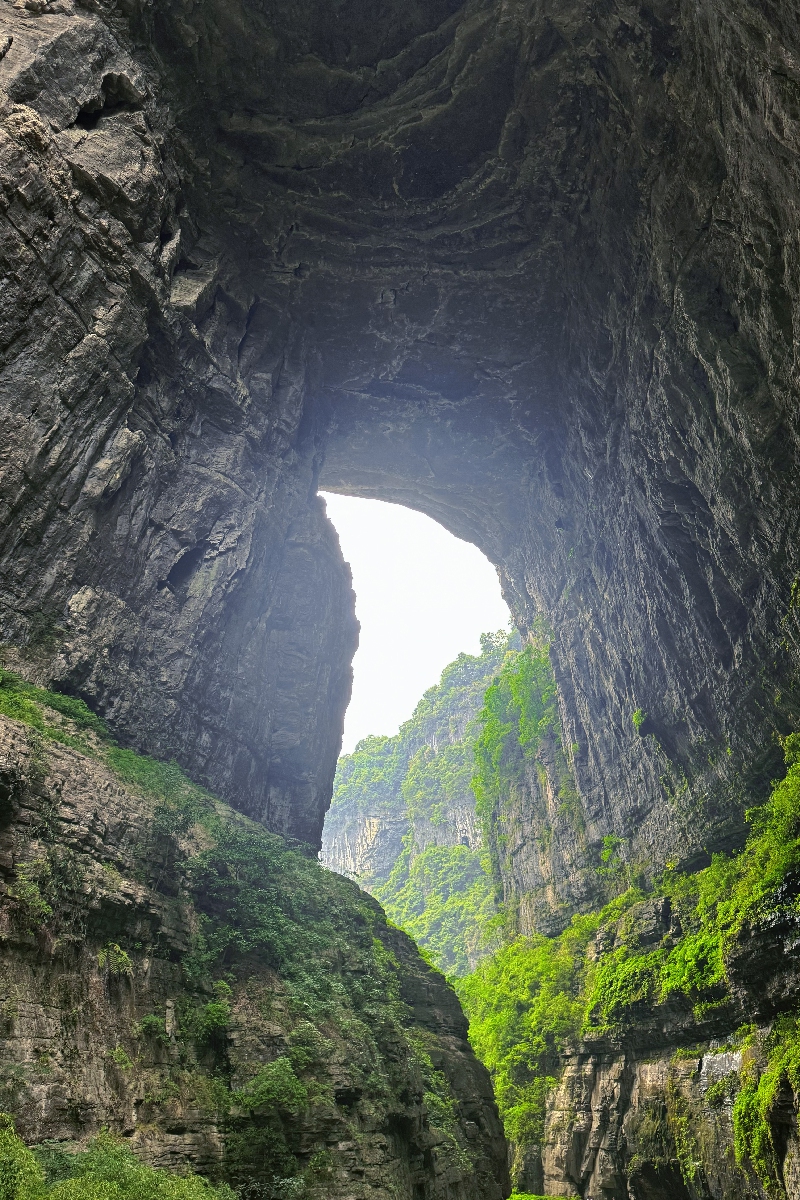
left=632, top=708, right=646, bottom=731
left=98, top=944, right=133, bottom=977
left=0, top=670, right=210, bottom=828
left=457, top=890, right=639, bottom=1145
left=0, top=670, right=109, bottom=744
left=509, top=1195, right=578, bottom=1200
left=472, top=626, right=558, bottom=834
left=0, top=664, right=480, bottom=1196
left=374, top=842, right=501, bottom=976
left=327, top=630, right=518, bottom=974
left=233, top=1058, right=307, bottom=1115
left=470, top=621, right=582, bottom=904
left=407, top=1030, right=473, bottom=1174
left=732, top=1017, right=800, bottom=1189
left=0, top=1117, right=232, bottom=1199
left=458, top=732, right=800, bottom=1190
left=136, top=1015, right=168, bottom=1043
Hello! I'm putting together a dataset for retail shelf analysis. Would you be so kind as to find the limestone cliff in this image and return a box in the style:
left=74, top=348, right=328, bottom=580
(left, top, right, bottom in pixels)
left=322, top=634, right=511, bottom=975
left=0, top=0, right=798, bottom=890
left=322, top=634, right=509, bottom=881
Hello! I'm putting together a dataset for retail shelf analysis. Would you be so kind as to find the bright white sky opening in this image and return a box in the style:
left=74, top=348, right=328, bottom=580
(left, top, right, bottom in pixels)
left=319, top=492, right=511, bottom=755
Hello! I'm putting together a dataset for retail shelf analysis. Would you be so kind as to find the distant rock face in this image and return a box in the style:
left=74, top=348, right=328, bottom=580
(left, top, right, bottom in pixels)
left=323, top=812, right=408, bottom=883
left=1, top=0, right=800, bottom=891
left=321, top=639, right=506, bottom=885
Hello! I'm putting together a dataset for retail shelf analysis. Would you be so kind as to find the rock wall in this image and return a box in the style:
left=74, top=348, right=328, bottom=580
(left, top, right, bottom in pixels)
left=541, top=1045, right=767, bottom=1200
left=0, top=710, right=509, bottom=1199
left=2, top=0, right=799, bottom=897
left=508, top=855, right=800, bottom=1199
left=0, top=2, right=357, bottom=845
left=323, top=812, right=408, bottom=885
left=2, top=2, right=800, bottom=1194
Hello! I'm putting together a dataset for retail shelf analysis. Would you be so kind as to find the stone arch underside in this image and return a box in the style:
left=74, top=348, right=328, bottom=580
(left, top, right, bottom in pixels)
left=1, top=0, right=800, bottom=926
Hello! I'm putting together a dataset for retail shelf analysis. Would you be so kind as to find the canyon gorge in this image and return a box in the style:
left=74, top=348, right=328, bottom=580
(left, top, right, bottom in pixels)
left=1, top=0, right=800, bottom=1196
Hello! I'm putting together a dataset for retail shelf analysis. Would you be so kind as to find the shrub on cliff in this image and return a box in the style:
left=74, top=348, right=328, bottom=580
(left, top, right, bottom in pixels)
left=0, top=1118, right=232, bottom=1200
left=459, top=732, right=800, bottom=1188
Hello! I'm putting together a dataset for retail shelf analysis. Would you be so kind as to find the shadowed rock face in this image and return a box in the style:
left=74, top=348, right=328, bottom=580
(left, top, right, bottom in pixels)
left=1, top=0, right=800, bottom=893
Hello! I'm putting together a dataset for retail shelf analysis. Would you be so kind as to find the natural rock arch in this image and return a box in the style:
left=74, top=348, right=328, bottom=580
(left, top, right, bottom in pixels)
left=1, top=0, right=799, bottom=926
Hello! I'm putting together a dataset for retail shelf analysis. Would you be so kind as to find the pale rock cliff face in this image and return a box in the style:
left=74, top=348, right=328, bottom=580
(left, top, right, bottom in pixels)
left=321, top=643, right=504, bottom=886
left=540, top=1048, right=766, bottom=1200
left=322, top=813, right=408, bottom=883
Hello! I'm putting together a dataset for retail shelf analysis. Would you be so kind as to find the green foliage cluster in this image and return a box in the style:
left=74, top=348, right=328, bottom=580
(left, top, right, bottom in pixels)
left=732, top=1017, right=800, bottom=1190
left=0, top=1117, right=232, bottom=1200
left=108, top=1047, right=133, bottom=1071
left=471, top=624, right=557, bottom=833
left=330, top=631, right=516, bottom=830
left=509, top=1195, right=578, bottom=1200
left=178, top=814, right=475, bottom=1188
left=403, top=739, right=476, bottom=828
left=10, top=848, right=85, bottom=935
left=0, top=671, right=108, bottom=743
left=328, top=630, right=517, bottom=975
left=184, top=820, right=397, bottom=1020
left=98, top=944, right=133, bottom=978
left=457, top=890, right=638, bottom=1144
left=0, top=670, right=211, bottom=832
left=374, top=843, right=501, bottom=976
left=459, top=733, right=800, bottom=1185
left=0, top=669, right=215, bottom=935
left=233, top=1058, right=307, bottom=1115
left=136, top=1015, right=168, bottom=1043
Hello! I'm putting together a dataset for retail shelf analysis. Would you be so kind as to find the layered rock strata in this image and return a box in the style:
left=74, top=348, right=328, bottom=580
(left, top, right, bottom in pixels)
left=0, top=3, right=357, bottom=845
left=519, top=886, right=800, bottom=1199
left=1, top=0, right=799, bottom=910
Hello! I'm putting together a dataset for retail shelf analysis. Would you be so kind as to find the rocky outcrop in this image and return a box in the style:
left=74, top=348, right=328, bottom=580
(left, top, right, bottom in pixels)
left=513, top=875, right=800, bottom=1199
left=0, top=3, right=357, bottom=845
left=1, top=0, right=799, bottom=906
left=541, top=1045, right=765, bottom=1200
left=323, top=812, right=408, bottom=883
left=0, top=710, right=509, bottom=1199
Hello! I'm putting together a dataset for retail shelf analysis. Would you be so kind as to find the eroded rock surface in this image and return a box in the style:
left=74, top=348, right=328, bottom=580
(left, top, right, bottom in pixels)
left=0, top=712, right=509, bottom=1199
left=1, top=0, right=799, bottom=911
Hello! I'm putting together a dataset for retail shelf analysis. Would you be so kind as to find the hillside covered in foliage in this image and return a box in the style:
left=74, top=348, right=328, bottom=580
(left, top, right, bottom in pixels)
left=323, top=622, right=800, bottom=1196
left=322, top=631, right=520, bottom=975
left=0, top=666, right=507, bottom=1200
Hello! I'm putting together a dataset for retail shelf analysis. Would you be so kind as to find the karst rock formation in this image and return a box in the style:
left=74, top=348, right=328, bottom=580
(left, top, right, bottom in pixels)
left=1, top=0, right=800, bottom=1196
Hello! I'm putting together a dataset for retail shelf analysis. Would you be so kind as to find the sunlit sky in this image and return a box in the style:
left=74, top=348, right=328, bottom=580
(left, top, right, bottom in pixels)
left=320, top=492, right=511, bottom=754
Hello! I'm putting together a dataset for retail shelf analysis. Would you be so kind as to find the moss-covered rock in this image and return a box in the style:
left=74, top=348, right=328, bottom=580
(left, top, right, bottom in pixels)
left=0, top=688, right=509, bottom=1200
